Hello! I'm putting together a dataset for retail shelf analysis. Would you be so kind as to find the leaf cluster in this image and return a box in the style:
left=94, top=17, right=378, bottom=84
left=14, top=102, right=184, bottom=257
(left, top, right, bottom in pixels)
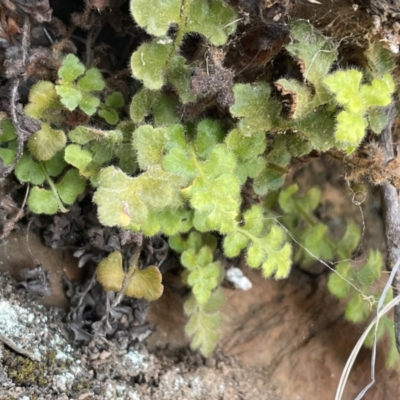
left=129, top=0, right=237, bottom=119
left=170, top=231, right=225, bottom=356
left=12, top=54, right=129, bottom=214
left=96, top=250, right=164, bottom=301
left=13, top=8, right=398, bottom=362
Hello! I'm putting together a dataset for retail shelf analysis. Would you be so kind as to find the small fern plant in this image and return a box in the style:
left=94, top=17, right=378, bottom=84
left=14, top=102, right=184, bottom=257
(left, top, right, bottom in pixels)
left=1, top=0, right=397, bottom=359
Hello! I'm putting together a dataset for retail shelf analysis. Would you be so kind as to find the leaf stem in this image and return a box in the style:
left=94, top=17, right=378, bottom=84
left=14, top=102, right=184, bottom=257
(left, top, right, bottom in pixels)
left=165, top=0, right=192, bottom=71
left=38, top=162, right=68, bottom=213
left=112, top=245, right=142, bottom=307
left=295, top=203, right=317, bottom=226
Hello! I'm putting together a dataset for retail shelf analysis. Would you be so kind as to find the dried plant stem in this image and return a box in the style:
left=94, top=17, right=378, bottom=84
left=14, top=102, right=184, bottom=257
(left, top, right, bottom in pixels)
left=1, top=16, right=31, bottom=179
left=0, top=332, right=41, bottom=362
left=379, top=103, right=400, bottom=351
left=335, top=293, right=400, bottom=400
left=111, top=245, right=142, bottom=308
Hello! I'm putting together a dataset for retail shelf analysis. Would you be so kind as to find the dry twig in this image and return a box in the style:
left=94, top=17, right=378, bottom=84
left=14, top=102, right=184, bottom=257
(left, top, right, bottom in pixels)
left=379, top=102, right=400, bottom=351
left=0, top=332, right=41, bottom=362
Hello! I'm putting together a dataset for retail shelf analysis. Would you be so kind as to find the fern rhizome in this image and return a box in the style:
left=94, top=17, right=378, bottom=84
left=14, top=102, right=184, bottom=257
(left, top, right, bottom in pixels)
left=0, top=0, right=398, bottom=362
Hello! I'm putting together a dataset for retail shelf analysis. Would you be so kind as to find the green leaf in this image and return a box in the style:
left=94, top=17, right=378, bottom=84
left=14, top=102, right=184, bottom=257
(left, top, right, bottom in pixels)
left=153, top=93, right=180, bottom=125
left=225, top=129, right=266, bottom=159
left=356, top=250, right=382, bottom=286
left=223, top=231, right=249, bottom=257
left=185, top=0, right=237, bottom=46
left=0, top=118, right=16, bottom=142
left=365, top=42, right=395, bottom=77
left=162, top=147, right=196, bottom=180
left=156, top=208, right=193, bottom=235
left=116, top=145, right=138, bottom=175
left=24, top=81, right=63, bottom=123
left=368, top=108, right=389, bottom=134
left=28, top=123, right=66, bottom=161
left=182, top=145, right=240, bottom=233
left=98, top=108, right=119, bottom=125
left=130, top=0, right=181, bottom=37
left=202, top=288, right=225, bottom=314
left=364, top=317, right=387, bottom=348
left=105, top=91, right=124, bottom=108
left=253, top=164, right=287, bottom=195
left=335, top=111, right=367, bottom=145
left=194, top=119, right=225, bottom=158
left=279, top=133, right=312, bottom=157
left=169, top=235, right=187, bottom=254
left=262, top=242, right=292, bottom=279
left=345, top=292, right=371, bottom=323
left=125, top=265, right=164, bottom=301
left=64, top=144, right=95, bottom=177
left=94, top=166, right=181, bottom=228
left=0, top=148, right=16, bottom=166
left=79, top=95, right=100, bottom=116
left=327, top=261, right=353, bottom=299
left=230, top=83, right=281, bottom=135
left=99, top=92, right=124, bottom=123
left=304, top=223, right=334, bottom=260
left=243, top=205, right=265, bottom=235
left=44, top=151, right=67, bottom=177
left=94, top=167, right=148, bottom=227
left=55, top=169, right=86, bottom=205
left=58, top=54, right=85, bottom=82
left=132, top=125, right=169, bottom=169
left=182, top=246, right=222, bottom=305
left=278, top=184, right=298, bottom=213
left=324, top=69, right=363, bottom=112
left=235, top=156, right=266, bottom=184
left=28, top=186, right=58, bottom=214
left=90, top=142, right=113, bottom=165
left=295, top=107, right=337, bottom=151
left=336, top=222, right=361, bottom=259
left=359, top=77, right=393, bottom=108
left=14, top=153, right=45, bottom=185
left=68, top=126, right=97, bottom=145
left=77, top=68, right=105, bottom=91
left=185, top=301, right=223, bottom=357
left=130, top=41, right=172, bottom=90
left=167, top=56, right=196, bottom=103
left=229, top=208, right=293, bottom=278
left=68, top=126, right=123, bottom=146
left=130, top=88, right=153, bottom=123
left=298, top=187, right=321, bottom=212
left=56, top=83, right=82, bottom=111
left=286, top=21, right=336, bottom=96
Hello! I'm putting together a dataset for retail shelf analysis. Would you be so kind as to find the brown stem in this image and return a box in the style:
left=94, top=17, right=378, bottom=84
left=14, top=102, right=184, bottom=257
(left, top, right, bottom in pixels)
left=379, top=103, right=400, bottom=352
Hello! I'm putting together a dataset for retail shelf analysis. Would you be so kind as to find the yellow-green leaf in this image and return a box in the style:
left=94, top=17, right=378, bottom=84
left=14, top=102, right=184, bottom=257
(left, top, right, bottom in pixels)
left=96, top=251, right=125, bottom=292
left=125, top=265, right=164, bottom=301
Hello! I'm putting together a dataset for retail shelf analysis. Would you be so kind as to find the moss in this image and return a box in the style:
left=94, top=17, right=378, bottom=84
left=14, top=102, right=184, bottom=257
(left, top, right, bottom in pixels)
left=2, top=348, right=77, bottom=389
left=71, top=376, right=93, bottom=393
left=2, top=349, right=49, bottom=387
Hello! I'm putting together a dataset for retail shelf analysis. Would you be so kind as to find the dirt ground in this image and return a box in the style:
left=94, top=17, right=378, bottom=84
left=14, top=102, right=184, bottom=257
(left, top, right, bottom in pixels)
left=0, top=260, right=279, bottom=400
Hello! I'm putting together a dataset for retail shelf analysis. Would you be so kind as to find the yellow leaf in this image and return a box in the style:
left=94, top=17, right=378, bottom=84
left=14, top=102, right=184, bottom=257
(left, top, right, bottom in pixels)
left=96, top=251, right=124, bottom=292
left=125, top=265, right=163, bottom=301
